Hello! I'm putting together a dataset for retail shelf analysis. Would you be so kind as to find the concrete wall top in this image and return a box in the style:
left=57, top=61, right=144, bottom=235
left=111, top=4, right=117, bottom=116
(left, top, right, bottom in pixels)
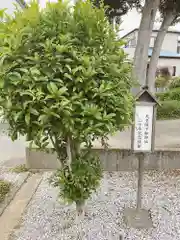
left=26, top=147, right=180, bottom=171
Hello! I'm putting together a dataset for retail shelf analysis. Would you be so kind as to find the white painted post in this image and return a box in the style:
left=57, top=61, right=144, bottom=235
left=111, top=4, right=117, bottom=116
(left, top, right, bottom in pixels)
left=136, top=152, right=144, bottom=211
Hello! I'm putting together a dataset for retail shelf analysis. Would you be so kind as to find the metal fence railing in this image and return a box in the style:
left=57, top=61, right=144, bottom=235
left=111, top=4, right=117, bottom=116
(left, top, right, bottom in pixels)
left=155, top=87, right=167, bottom=93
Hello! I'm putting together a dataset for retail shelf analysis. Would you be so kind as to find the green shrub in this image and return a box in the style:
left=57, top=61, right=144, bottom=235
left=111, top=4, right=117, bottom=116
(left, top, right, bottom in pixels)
left=155, top=76, right=170, bottom=88
left=157, top=100, right=180, bottom=120
left=169, top=77, right=180, bottom=89
left=156, top=87, right=180, bottom=101
left=50, top=150, right=102, bottom=204
left=11, top=164, right=29, bottom=173
left=0, top=180, right=11, bottom=202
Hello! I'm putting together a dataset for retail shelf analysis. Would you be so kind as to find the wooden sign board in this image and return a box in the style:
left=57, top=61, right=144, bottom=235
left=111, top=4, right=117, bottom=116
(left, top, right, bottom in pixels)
left=133, top=104, right=154, bottom=152
left=131, top=88, right=158, bottom=153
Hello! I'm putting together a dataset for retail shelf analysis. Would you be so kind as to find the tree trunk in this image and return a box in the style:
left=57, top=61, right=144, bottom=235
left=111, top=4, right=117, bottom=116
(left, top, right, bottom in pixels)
left=75, top=200, right=86, bottom=238
left=76, top=200, right=86, bottom=220
left=147, top=13, right=175, bottom=93
left=133, top=0, right=160, bottom=89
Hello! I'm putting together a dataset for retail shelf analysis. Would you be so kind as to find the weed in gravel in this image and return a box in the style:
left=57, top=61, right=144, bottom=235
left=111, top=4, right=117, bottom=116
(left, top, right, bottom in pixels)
left=0, top=180, right=11, bottom=202
left=10, top=164, right=29, bottom=173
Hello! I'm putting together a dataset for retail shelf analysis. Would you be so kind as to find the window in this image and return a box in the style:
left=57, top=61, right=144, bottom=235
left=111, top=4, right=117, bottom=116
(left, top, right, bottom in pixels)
left=173, top=66, right=176, bottom=76
left=129, top=38, right=136, bottom=47
left=177, top=46, right=180, bottom=54
left=126, top=37, right=136, bottom=48
left=150, top=36, right=156, bottom=47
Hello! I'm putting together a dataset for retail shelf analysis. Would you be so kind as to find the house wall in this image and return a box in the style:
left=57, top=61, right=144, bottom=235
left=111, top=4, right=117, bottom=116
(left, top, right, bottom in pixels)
left=124, top=48, right=135, bottom=58
left=124, top=31, right=137, bottom=48
left=161, top=32, right=178, bottom=52
left=125, top=30, right=179, bottom=53
left=124, top=48, right=180, bottom=77
left=150, top=31, right=178, bottom=52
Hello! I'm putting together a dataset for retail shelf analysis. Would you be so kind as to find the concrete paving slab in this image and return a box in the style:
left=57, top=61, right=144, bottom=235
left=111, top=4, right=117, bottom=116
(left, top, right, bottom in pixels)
left=0, top=172, right=29, bottom=216
left=123, top=208, right=153, bottom=229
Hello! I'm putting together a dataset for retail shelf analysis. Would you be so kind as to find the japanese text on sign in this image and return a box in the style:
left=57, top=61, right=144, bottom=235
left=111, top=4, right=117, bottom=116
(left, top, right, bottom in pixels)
left=133, top=105, right=154, bottom=152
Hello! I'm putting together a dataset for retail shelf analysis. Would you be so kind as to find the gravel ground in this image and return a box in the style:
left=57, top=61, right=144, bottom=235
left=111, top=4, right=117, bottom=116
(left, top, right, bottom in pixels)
left=11, top=171, right=180, bottom=240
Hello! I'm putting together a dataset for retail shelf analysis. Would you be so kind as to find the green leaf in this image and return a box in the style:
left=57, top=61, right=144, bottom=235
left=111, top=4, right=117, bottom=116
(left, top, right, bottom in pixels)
left=50, top=112, right=60, bottom=118
left=19, top=68, right=29, bottom=74
left=7, top=72, right=21, bottom=83
left=76, top=77, right=83, bottom=83
left=6, top=99, right=12, bottom=108
left=65, top=64, right=71, bottom=73
left=14, top=112, right=22, bottom=122
left=25, top=113, right=30, bottom=125
left=54, top=78, right=63, bottom=83
left=106, top=113, right=116, bottom=118
left=11, top=131, right=18, bottom=141
left=60, top=99, right=70, bottom=108
left=56, top=44, right=68, bottom=53
left=20, top=91, right=34, bottom=98
left=58, top=87, right=67, bottom=95
left=0, top=78, right=4, bottom=88
left=64, top=73, right=72, bottom=80
left=48, top=82, right=58, bottom=94
left=94, top=113, right=102, bottom=120
left=30, top=68, right=41, bottom=75
left=38, top=114, right=48, bottom=123
left=72, top=66, right=83, bottom=75
left=23, top=101, right=32, bottom=109
left=30, top=108, right=39, bottom=116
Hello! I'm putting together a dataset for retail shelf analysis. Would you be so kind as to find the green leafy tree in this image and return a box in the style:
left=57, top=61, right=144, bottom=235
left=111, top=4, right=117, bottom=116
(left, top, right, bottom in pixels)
left=0, top=0, right=133, bottom=217
left=93, top=0, right=141, bottom=23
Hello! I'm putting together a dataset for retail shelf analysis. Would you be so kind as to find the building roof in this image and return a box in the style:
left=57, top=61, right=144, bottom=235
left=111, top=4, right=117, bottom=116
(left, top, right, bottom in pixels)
left=148, top=48, right=180, bottom=59
left=122, top=28, right=180, bottom=39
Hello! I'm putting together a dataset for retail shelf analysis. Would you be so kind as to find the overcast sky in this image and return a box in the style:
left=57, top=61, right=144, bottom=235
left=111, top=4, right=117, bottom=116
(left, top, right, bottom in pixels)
left=2, top=0, right=180, bottom=37
left=120, top=8, right=180, bottom=37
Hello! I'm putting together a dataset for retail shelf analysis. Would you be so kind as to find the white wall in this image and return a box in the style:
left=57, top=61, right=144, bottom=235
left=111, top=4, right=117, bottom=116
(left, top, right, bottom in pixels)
left=125, top=30, right=179, bottom=53
left=150, top=32, right=178, bottom=52
left=157, top=58, right=180, bottom=76
left=162, top=33, right=178, bottom=52
left=124, top=48, right=135, bottom=58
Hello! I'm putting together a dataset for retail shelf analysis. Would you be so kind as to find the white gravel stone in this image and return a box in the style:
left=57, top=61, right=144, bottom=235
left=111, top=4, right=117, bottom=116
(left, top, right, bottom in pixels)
left=11, top=171, right=180, bottom=240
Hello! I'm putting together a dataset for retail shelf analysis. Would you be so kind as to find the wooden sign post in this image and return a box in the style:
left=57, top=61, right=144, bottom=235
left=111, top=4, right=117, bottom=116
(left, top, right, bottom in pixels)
left=124, top=87, right=158, bottom=228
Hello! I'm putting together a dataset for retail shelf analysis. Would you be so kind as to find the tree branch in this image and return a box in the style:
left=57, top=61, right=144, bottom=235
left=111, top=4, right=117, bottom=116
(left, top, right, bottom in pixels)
left=48, top=131, right=64, bottom=165
left=15, top=0, right=28, bottom=9
left=66, top=136, right=72, bottom=171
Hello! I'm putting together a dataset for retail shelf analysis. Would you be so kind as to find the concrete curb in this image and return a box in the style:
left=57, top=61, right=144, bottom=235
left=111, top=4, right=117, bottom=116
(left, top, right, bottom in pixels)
left=0, top=172, right=30, bottom=217
left=0, top=173, right=43, bottom=240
